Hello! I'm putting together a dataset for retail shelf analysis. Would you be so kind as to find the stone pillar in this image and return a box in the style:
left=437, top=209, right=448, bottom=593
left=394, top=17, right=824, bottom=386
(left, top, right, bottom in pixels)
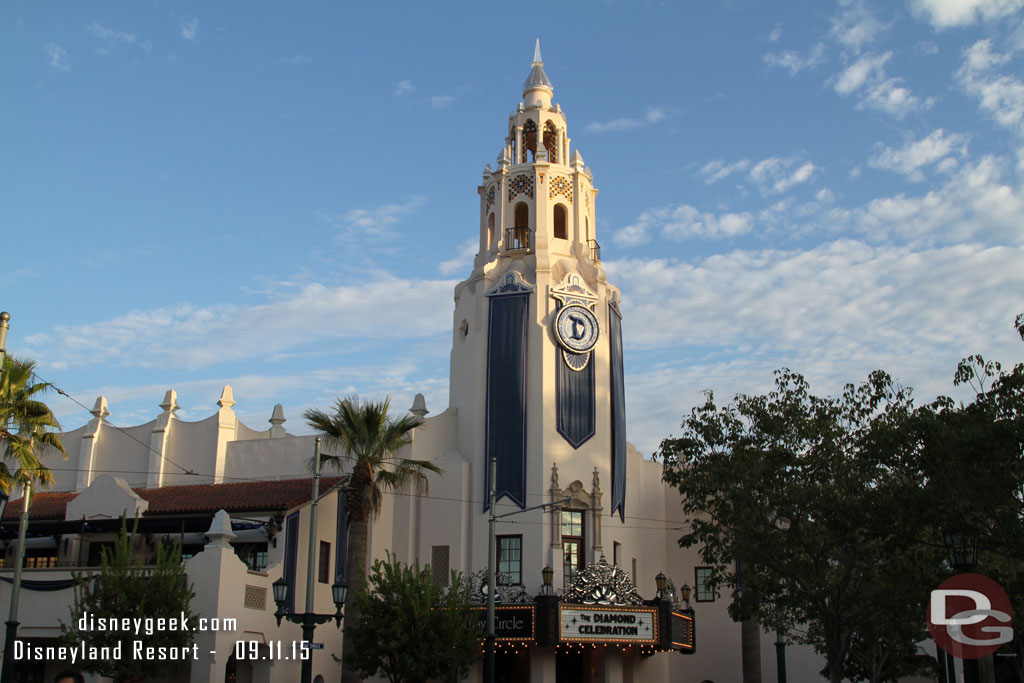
left=76, top=396, right=108, bottom=491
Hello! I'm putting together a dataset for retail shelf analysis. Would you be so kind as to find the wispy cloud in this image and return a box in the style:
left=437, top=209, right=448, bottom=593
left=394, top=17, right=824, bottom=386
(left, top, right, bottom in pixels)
left=868, top=129, right=969, bottom=180
left=583, top=107, right=666, bottom=134
left=700, top=158, right=751, bottom=184
left=614, top=204, right=754, bottom=246
left=24, top=274, right=456, bottom=373
left=180, top=17, right=199, bottom=41
left=44, top=43, right=70, bottom=72
left=832, top=51, right=933, bottom=119
left=319, top=197, right=426, bottom=239
left=956, top=40, right=1024, bottom=136
left=279, top=55, right=310, bottom=67
left=439, top=238, right=478, bottom=275
left=604, top=240, right=1024, bottom=454
left=395, top=80, right=414, bottom=96
left=87, top=21, right=152, bottom=55
left=750, top=156, right=818, bottom=194
left=910, top=0, right=1024, bottom=28
left=763, top=43, right=826, bottom=76
left=829, top=0, right=886, bottom=50
left=431, top=95, right=455, bottom=109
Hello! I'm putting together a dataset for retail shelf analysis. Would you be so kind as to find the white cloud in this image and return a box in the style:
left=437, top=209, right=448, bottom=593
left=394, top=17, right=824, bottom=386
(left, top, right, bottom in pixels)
left=279, top=55, right=310, bottom=67
left=956, top=40, right=1024, bottom=135
left=768, top=26, right=783, bottom=42
left=835, top=52, right=891, bottom=95
left=319, top=197, right=425, bottom=239
left=583, top=107, right=666, bottom=134
left=395, top=80, right=414, bottom=96
left=439, top=238, right=478, bottom=276
left=44, top=42, right=70, bottom=72
left=614, top=204, right=754, bottom=246
left=816, top=188, right=836, bottom=203
left=431, top=95, right=455, bottom=109
left=87, top=21, right=151, bottom=55
left=763, top=43, right=826, bottom=75
left=833, top=52, right=932, bottom=118
left=24, top=275, right=457, bottom=373
left=910, top=0, right=1024, bottom=28
left=700, top=158, right=751, bottom=184
left=868, top=129, right=969, bottom=180
left=180, top=17, right=199, bottom=41
left=829, top=0, right=886, bottom=50
left=750, top=157, right=818, bottom=194
left=601, top=240, right=1024, bottom=455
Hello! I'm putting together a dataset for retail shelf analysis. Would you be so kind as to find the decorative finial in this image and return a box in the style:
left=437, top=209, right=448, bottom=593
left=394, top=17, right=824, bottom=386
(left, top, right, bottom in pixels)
left=410, top=393, right=428, bottom=418
left=91, top=396, right=110, bottom=420
left=269, top=404, right=287, bottom=437
left=522, top=39, right=553, bottom=108
left=217, top=385, right=235, bottom=409
left=533, top=38, right=542, bottom=65
left=160, top=389, right=179, bottom=414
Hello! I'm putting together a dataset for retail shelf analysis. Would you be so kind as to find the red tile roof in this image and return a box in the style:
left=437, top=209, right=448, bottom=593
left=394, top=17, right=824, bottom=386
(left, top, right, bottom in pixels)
left=2, top=476, right=347, bottom=521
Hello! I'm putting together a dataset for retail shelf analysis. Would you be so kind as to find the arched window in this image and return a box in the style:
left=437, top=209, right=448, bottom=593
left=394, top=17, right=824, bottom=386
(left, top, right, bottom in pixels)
left=514, top=203, right=529, bottom=228
left=487, top=213, right=495, bottom=246
left=544, top=121, right=558, bottom=164
left=521, top=120, right=537, bottom=163
left=553, top=204, right=567, bottom=240
left=509, top=203, right=530, bottom=250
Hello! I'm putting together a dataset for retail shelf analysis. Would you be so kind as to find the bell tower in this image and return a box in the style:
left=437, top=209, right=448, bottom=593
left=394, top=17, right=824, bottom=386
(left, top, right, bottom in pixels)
left=449, top=41, right=628, bottom=546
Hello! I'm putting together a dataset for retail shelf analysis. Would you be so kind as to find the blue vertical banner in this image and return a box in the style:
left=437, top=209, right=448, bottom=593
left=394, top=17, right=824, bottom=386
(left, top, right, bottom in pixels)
left=609, top=304, right=627, bottom=521
left=283, top=512, right=299, bottom=613
left=335, top=490, right=347, bottom=583
left=485, top=292, right=530, bottom=508
left=556, top=306, right=596, bottom=447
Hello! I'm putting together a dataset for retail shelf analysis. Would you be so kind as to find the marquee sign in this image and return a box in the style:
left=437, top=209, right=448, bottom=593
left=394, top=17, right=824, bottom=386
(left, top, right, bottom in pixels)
left=559, top=605, right=659, bottom=644
left=469, top=605, right=535, bottom=641
left=671, top=611, right=695, bottom=652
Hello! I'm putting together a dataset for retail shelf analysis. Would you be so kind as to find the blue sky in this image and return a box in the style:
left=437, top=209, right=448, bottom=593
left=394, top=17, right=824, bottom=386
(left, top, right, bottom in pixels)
left=3, top=0, right=1023, bottom=457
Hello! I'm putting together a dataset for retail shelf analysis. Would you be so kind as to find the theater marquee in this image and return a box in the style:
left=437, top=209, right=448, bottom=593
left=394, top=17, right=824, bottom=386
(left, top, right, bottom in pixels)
left=558, top=605, right=659, bottom=645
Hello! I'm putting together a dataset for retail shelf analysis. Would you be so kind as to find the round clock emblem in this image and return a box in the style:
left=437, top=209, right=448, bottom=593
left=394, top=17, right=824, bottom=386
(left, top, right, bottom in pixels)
left=554, top=304, right=600, bottom=353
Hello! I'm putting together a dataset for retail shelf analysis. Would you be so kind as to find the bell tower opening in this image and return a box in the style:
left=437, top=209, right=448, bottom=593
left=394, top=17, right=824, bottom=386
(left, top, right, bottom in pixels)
left=521, top=120, right=538, bottom=163
left=553, top=204, right=567, bottom=240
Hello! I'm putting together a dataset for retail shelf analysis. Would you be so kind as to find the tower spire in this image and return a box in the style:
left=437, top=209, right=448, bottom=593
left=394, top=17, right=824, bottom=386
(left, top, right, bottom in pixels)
left=523, top=38, right=553, bottom=108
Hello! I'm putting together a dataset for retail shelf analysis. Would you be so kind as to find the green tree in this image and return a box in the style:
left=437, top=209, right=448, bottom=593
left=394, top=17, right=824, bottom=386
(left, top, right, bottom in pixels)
left=303, top=395, right=441, bottom=683
left=60, top=517, right=197, bottom=683
left=0, top=356, right=66, bottom=492
left=913, top=314, right=1024, bottom=682
left=345, top=553, right=480, bottom=683
left=657, top=369, right=940, bottom=683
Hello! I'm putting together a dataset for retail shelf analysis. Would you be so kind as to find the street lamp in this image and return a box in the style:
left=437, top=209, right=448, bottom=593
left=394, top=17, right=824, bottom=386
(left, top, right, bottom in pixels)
left=655, top=572, right=667, bottom=599
left=541, top=565, right=553, bottom=595
left=940, top=528, right=980, bottom=683
left=270, top=438, right=347, bottom=683
left=679, top=583, right=691, bottom=609
left=942, top=529, right=978, bottom=572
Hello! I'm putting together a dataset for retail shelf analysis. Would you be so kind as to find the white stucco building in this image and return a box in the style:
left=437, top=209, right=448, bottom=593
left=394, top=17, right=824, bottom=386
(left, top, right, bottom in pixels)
left=1, top=44, right=838, bottom=683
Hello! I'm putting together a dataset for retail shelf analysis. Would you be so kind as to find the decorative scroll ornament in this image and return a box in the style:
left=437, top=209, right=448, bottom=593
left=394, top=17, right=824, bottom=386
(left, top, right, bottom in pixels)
left=460, top=569, right=532, bottom=605
left=562, top=556, right=644, bottom=606
left=486, top=270, right=535, bottom=297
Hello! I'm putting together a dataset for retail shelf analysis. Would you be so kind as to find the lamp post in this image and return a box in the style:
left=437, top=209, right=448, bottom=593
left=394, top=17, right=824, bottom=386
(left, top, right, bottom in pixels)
left=941, top=529, right=980, bottom=683
left=541, top=565, right=553, bottom=595
left=775, top=631, right=788, bottom=683
left=1, top=482, right=31, bottom=683
left=271, top=438, right=347, bottom=683
left=655, top=572, right=667, bottom=599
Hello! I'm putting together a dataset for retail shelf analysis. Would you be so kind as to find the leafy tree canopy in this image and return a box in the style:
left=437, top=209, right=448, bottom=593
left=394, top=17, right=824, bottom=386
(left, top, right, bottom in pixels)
left=60, top=517, right=197, bottom=683
left=345, top=552, right=481, bottom=683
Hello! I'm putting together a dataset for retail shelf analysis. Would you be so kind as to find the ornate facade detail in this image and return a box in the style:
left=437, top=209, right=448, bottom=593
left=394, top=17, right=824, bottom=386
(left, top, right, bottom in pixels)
left=550, top=274, right=597, bottom=308
left=562, top=557, right=644, bottom=606
left=486, top=184, right=495, bottom=208
left=508, top=174, right=535, bottom=201
left=549, top=175, right=573, bottom=203
left=460, top=569, right=532, bottom=604
left=486, top=270, right=535, bottom=297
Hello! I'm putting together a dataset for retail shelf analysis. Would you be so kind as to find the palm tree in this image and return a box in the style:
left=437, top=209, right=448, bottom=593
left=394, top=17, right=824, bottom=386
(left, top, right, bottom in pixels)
left=304, top=395, right=441, bottom=683
left=0, top=356, right=66, bottom=493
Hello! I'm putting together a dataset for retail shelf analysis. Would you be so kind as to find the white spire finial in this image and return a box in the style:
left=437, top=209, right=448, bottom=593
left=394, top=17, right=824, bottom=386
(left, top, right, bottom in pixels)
left=533, top=38, right=542, bottom=65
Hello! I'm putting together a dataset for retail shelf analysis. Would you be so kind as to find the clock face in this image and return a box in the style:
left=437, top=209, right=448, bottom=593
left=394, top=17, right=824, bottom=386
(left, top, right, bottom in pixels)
left=554, top=304, right=600, bottom=353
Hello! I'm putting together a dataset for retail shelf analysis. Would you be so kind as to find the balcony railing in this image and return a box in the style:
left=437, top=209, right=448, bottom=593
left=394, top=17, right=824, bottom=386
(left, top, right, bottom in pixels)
left=588, top=239, right=601, bottom=262
left=505, top=226, right=530, bottom=252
